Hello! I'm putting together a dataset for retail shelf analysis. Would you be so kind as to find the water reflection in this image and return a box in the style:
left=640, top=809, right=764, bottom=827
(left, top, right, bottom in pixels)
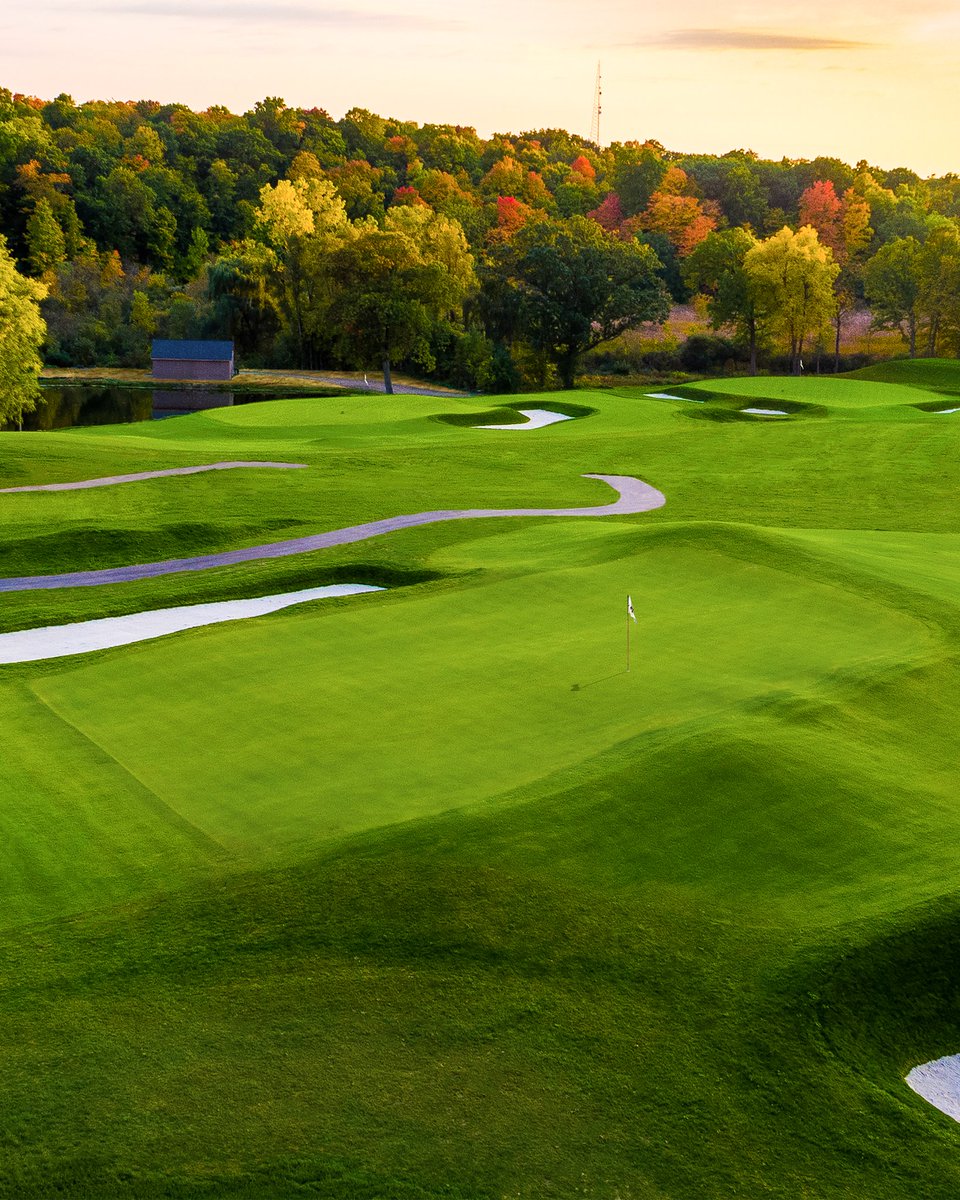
left=8, top=385, right=278, bottom=430
left=152, top=390, right=235, bottom=418
left=15, top=386, right=151, bottom=430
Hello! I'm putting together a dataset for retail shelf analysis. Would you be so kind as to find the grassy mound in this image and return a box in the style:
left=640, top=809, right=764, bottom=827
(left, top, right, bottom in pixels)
left=846, top=357, right=960, bottom=394
left=2, top=375, right=960, bottom=1196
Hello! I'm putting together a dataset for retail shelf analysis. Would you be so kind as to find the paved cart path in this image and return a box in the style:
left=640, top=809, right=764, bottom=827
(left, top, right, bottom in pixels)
left=0, top=473, right=665, bottom=593
left=0, top=461, right=307, bottom=494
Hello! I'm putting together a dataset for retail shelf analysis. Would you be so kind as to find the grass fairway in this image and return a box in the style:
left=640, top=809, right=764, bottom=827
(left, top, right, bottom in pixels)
left=2, top=362, right=960, bottom=1196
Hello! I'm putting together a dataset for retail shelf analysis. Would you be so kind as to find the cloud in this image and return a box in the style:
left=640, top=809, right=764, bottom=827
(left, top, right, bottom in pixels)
left=910, top=11, right=960, bottom=40
left=63, top=2, right=462, bottom=31
left=648, top=28, right=872, bottom=51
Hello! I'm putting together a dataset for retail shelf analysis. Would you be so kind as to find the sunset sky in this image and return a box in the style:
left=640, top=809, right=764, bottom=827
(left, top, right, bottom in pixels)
left=4, top=0, right=959, bottom=176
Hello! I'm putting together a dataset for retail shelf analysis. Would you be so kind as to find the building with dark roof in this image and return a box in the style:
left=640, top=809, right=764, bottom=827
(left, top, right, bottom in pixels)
left=151, top=340, right=235, bottom=381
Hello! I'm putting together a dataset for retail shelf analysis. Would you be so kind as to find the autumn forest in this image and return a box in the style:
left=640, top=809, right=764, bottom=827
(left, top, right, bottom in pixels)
left=2, top=88, right=959, bottom=392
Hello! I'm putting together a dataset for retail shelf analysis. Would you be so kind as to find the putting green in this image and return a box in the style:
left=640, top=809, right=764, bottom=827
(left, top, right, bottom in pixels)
left=685, top=374, right=942, bottom=410
left=2, top=366, right=960, bottom=1198
left=25, top=525, right=932, bottom=870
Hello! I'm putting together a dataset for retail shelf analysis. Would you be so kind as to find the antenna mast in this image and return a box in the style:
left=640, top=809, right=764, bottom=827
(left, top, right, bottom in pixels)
left=590, top=61, right=602, bottom=146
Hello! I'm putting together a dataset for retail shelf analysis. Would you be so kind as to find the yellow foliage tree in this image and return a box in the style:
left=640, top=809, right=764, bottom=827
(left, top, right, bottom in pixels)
left=0, top=235, right=47, bottom=427
left=744, top=226, right=839, bottom=373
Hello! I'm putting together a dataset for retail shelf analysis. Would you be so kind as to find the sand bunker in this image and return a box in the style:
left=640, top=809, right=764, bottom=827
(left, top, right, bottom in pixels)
left=478, top=409, right=573, bottom=429
left=0, top=461, right=307, bottom=494
left=934, top=408, right=960, bottom=415
left=645, top=392, right=703, bottom=402
left=0, top=584, right=383, bottom=664
left=0, top=473, right=665, bottom=594
left=742, top=408, right=788, bottom=416
left=907, top=1056, right=960, bottom=1121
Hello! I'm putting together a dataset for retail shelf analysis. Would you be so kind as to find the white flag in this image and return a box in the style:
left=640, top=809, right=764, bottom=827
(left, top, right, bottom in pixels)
left=627, top=594, right=637, bottom=622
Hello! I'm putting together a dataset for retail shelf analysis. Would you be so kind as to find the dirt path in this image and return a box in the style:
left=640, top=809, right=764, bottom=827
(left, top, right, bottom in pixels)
left=0, top=461, right=307, bottom=494
left=0, top=473, right=665, bottom=593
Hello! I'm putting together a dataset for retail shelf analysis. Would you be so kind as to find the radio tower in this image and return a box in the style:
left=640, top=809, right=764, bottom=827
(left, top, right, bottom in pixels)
left=589, top=61, right=602, bottom=146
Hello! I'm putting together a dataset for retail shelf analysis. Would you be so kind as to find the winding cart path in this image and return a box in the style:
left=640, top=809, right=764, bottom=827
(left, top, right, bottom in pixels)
left=0, top=461, right=307, bottom=494
left=0, top=473, right=665, bottom=593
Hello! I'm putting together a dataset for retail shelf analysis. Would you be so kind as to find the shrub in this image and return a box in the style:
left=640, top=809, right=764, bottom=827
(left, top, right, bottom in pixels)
left=679, top=333, right=748, bottom=373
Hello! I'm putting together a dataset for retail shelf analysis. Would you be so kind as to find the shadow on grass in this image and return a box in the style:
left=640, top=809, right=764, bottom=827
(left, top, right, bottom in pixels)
left=570, top=671, right=626, bottom=691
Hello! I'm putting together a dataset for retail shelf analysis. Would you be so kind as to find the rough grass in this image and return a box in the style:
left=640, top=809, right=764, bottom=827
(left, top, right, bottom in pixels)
left=1, top=371, right=960, bottom=1196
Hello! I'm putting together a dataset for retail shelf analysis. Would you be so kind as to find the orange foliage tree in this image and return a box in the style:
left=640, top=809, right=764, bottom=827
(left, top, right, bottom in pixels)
left=798, top=179, right=873, bottom=364
left=488, top=195, right=534, bottom=243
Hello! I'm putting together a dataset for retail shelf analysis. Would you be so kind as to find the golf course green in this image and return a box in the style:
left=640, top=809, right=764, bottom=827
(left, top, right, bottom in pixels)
left=2, top=361, right=960, bottom=1197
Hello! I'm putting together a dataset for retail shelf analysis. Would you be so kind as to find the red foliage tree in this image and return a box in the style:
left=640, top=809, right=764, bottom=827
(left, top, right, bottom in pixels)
left=391, top=185, right=428, bottom=208
left=798, top=180, right=844, bottom=255
left=586, top=192, right=625, bottom=233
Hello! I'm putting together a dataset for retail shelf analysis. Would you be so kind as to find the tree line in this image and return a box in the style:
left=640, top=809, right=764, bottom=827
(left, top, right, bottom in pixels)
left=1, top=87, right=959, bottom=417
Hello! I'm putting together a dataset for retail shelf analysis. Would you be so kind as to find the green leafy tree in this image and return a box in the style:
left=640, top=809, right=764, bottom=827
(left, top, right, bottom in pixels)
left=683, top=227, right=768, bottom=373
left=207, top=240, right=280, bottom=360
left=0, top=235, right=47, bottom=427
left=863, top=236, right=923, bottom=356
left=202, top=158, right=240, bottom=242
left=25, top=198, right=66, bottom=276
left=486, top=214, right=669, bottom=388
left=918, top=221, right=960, bottom=356
left=612, top=147, right=666, bottom=217
left=178, top=225, right=210, bottom=282
left=322, top=215, right=474, bottom=393
left=247, top=97, right=304, bottom=154
left=90, top=165, right=176, bottom=268
left=718, top=159, right=769, bottom=231
left=324, top=160, right=388, bottom=223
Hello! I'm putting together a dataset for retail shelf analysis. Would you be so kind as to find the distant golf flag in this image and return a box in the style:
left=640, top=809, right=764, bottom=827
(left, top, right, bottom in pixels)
left=626, top=594, right=637, bottom=672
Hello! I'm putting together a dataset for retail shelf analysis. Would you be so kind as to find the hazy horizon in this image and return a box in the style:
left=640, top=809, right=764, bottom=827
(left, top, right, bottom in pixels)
left=3, top=0, right=958, bottom=176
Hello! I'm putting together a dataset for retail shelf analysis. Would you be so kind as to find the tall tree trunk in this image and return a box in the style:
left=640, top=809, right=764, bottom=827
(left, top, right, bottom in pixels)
left=834, top=310, right=842, bottom=373
left=558, top=348, right=577, bottom=390
left=382, top=353, right=394, bottom=394
left=927, top=315, right=939, bottom=358
left=792, top=334, right=804, bottom=375
left=748, top=321, right=758, bottom=376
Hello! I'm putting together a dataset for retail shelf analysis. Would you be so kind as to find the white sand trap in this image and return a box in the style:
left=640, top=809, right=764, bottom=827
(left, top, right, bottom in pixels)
left=478, top=409, right=573, bottom=430
left=0, top=461, right=307, bottom=494
left=645, top=392, right=704, bottom=402
left=0, top=584, right=383, bottom=664
left=742, top=407, right=788, bottom=416
left=907, top=1056, right=960, bottom=1121
left=934, top=408, right=960, bottom=414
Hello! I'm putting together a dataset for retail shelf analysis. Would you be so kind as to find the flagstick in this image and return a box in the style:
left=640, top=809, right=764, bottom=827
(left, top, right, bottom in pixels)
left=626, top=605, right=631, bottom=673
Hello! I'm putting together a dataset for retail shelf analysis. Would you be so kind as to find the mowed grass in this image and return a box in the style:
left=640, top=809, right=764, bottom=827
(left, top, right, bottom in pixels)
left=1, top=362, right=960, bottom=1196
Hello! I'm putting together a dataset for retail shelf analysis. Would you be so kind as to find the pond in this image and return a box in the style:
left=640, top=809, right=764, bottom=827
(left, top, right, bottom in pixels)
left=7, top=386, right=316, bottom=431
